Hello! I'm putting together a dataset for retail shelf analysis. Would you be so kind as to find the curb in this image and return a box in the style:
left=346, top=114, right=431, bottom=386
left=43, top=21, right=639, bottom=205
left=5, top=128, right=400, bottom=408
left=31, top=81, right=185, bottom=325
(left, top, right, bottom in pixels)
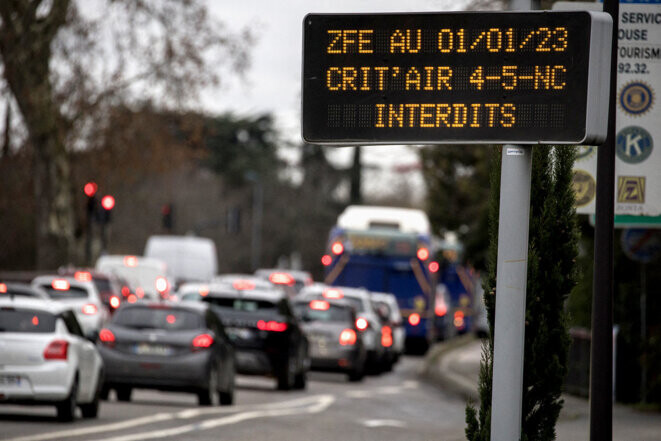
left=419, top=334, right=481, bottom=402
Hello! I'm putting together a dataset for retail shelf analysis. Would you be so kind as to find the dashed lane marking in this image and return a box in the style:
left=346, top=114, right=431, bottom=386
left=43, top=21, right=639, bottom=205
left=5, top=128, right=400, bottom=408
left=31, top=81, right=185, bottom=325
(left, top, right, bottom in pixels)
left=362, top=419, right=408, bottom=428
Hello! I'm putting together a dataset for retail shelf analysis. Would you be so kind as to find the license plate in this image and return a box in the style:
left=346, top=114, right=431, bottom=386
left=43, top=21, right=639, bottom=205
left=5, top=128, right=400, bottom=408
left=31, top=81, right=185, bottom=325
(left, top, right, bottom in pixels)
left=132, top=343, right=172, bottom=356
left=0, top=375, right=21, bottom=386
left=226, top=327, right=253, bottom=341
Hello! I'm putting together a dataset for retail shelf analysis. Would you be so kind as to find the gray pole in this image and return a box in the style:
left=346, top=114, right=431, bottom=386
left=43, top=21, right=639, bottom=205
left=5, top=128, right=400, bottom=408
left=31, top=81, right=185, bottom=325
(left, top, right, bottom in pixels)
left=490, top=146, right=532, bottom=441
left=250, top=177, right=263, bottom=271
left=641, top=263, right=647, bottom=402
left=490, top=2, right=534, bottom=440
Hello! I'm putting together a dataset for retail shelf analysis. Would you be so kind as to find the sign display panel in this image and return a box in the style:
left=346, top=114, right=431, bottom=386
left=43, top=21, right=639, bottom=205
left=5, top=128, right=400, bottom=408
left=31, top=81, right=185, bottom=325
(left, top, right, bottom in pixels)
left=302, top=12, right=612, bottom=145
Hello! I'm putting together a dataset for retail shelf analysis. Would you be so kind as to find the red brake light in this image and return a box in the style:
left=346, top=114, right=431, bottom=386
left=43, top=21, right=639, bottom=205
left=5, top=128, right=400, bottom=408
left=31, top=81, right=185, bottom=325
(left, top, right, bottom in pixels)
left=101, top=195, right=115, bottom=210
left=199, top=286, right=210, bottom=297
left=233, top=280, right=256, bottom=291
left=136, top=287, right=144, bottom=298
left=192, top=333, right=214, bottom=349
left=321, top=255, right=332, bottom=266
left=83, top=182, right=98, bottom=197
left=99, top=328, right=115, bottom=344
left=166, top=314, right=176, bottom=324
left=408, top=313, right=421, bottom=326
left=127, top=294, right=137, bottom=303
left=82, top=304, right=98, bottom=315
left=309, top=300, right=330, bottom=311
left=121, top=286, right=130, bottom=297
left=454, top=310, right=466, bottom=329
left=269, top=272, right=295, bottom=286
left=356, top=317, right=369, bottom=331
left=110, top=296, right=120, bottom=309
left=417, top=247, right=430, bottom=261
left=339, top=329, right=357, bottom=346
left=331, top=241, right=344, bottom=255
left=428, top=261, right=440, bottom=273
left=0, top=283, right=6, bottom=293
left=32, top=316, right=39, bottom=326
left=323, top=288, right=344, bottom=299
left=256, top=320, right=288, bottom=332
left=74, top=271, right=92, bottom=282
left=381, top=325, right=393, bottom=347
left=44, top=340, right=68, bottom=360
left=124, top=256, right=138, bottom=267
left=52, top=279, right=70, bottom=291
left=155, top=277, right=169, bottom=293
left=435, top=301, right=448, bottom=317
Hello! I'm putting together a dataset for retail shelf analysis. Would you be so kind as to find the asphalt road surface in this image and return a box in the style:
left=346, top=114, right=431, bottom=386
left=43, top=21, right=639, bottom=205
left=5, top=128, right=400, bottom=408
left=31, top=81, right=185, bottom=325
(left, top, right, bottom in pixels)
left=1, top=356, right=467, bottom=441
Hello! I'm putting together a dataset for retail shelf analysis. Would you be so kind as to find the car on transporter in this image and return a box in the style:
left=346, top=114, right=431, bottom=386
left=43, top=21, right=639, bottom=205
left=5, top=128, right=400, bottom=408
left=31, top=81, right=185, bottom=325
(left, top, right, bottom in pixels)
left=180, top=279, right=309, bottom=390
left=0, top=297, right=104, bottom=421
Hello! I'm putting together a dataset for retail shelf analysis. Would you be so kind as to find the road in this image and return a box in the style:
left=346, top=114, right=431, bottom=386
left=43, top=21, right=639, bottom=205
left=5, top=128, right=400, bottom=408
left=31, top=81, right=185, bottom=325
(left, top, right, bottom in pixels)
left=0, top=356, right=467, bottom=441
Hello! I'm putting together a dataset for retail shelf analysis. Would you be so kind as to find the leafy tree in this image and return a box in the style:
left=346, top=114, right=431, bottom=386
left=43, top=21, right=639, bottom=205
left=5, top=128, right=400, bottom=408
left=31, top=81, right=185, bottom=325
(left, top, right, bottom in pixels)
left=466, top=146, right=579, bottom=440
left=0, top=0, right=251, bottom=268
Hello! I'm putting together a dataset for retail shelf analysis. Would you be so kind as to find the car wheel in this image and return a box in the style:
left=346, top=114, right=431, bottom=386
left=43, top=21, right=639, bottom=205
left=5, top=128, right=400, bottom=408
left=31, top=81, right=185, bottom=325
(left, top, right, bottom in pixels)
left=56, top=377, right=78, bottom=422
left=100, top=383, right=110, bottom=401
left=293, top=370, right=307, bottom=390
left=198, top=365, right=219, bottom=406
left=276, top=357, right=295, bottom=391
left=80, top=370, right=102, bottom=418
left=348, top=362, right=365, bottom=382
left=116, top=386, right=132, bottom=402
left=219, top=363, right=235, bottom=406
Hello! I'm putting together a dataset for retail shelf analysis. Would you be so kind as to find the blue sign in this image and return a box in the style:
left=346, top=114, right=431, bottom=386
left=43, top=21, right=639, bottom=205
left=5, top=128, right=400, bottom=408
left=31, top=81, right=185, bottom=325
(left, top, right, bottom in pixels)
left=616, top=126, right=653, bottom=163
left=621, top=229, right=661, bottom=263
left=620, top=82, right=654, bottom=116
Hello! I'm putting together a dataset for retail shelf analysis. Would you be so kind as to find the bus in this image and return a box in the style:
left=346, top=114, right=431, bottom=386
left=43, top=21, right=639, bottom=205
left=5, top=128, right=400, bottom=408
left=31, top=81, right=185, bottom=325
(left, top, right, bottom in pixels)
left=322, top=206, right=437, bottom=350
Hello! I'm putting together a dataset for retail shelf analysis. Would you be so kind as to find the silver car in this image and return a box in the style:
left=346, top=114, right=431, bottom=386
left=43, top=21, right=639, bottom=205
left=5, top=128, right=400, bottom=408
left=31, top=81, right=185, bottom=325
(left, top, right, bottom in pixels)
left=0, top=297, right=104, bottom=421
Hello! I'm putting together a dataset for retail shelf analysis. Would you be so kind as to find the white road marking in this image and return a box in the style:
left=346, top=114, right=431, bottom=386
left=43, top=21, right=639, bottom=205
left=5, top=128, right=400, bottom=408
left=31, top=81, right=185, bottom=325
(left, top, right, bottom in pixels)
left=4, top=394, right=335, bottom=441
left=345, top=379, right=419, bottom=399
left=93, top=394, right=335, bottom=441
left=362, top=419, right=408, bottom=428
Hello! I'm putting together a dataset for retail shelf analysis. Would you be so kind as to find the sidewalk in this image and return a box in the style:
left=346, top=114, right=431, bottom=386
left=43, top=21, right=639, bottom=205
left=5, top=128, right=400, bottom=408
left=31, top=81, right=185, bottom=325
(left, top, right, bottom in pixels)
left=421, top=336, right=661, bottom=441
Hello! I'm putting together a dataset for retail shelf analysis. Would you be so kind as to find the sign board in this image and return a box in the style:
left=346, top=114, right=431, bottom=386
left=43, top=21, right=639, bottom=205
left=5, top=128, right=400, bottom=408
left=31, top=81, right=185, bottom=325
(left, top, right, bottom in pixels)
left=570, top=1, right=661, bottom=222
left=302, top=12, right=612, bottom=145
left=621, top=228, right=661, bottom=262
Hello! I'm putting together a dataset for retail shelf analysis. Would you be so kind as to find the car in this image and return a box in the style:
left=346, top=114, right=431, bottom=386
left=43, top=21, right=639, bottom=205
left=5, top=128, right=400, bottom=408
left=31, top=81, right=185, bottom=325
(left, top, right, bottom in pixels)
left=0, top=297, right=104, bottom=421
left=292, top=297, right=366, bottom=381
left=144, top=235, right=218, bottom=287
left=182, top=280, right=309, bottom=390
left=212, top=274, right=276, bottom=292
left=32, top=275, right=109, bottom=336
left=433, top=283, right=458, bottom=341
left=254, top=269, right=314, bottom=295
left=97, top=301, right=235, bottom=406
left=297, top=284, right=385, bottom=373
left=57, top=269, right=124, bottom=315
left=96, top=255, right=172, bottom=301
left=371, top=292, right=406, bottom=369
left=0, top=282, right=49, bottom=300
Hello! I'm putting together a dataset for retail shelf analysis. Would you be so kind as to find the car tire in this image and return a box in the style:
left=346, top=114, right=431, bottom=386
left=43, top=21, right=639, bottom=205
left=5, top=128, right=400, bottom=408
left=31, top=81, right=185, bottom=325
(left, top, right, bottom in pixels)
left=198, top=365, right=219, bottom=406
left=276, top=357, right=295, bottom=391
left=116, top=386, right=132, bottom=402
left=56, top=377, right=78, bottom=422
left=80, top=370, right=102, bottom=419
left=293, top=370, right=307, bottom=390
left=100, top=383, right=110, bottom=401
left=348, top=363, right=365, bottom=382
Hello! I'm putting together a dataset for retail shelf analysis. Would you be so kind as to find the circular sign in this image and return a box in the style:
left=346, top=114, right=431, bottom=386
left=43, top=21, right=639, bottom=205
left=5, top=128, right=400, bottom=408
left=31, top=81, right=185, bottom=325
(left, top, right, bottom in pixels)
left=619, top=82, right=654, bottom=116
left=573, top=170, right=596, bottom=207
left=576, top=145, right=597, bottom=161
left=616, top=126, right=653, bottom=164
left=621, top=229, right=661, bottom=263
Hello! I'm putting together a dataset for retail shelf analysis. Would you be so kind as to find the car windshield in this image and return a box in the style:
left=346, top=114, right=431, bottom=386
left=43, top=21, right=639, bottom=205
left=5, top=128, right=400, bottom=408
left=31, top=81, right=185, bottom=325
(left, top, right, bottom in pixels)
left=203, top=296, right=278, bottom=313
left=40, top=285, right=89, bottom=300
left=294, top=302, right=353, bottom=323
left=113, top=306, right=203, bottom=331
left=0, top=308, right=56, bottom=333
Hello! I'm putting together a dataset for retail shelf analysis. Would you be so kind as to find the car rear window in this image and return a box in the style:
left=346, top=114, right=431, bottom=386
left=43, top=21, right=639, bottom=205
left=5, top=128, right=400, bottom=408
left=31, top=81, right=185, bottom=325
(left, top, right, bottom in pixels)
left=93, top=278, right=113, bottom=294
left=0, top=308, right=56, bottom=333
left=340, top=296, right=365, bottom=313
left=3, top=288, right=41, bottom=298
left=203, top=297, right=278, bottom=313
left=294, top=302, right=353, bottom=323
left=40, top=285, right=89, bottom=299
left=112, top=306, right=204, bottom=331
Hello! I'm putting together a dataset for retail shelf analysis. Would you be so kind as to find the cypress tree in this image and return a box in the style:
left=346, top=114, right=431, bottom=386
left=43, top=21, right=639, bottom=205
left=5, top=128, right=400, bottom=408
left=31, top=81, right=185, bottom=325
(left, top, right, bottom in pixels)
left=466, top=146, right=579, bottom=440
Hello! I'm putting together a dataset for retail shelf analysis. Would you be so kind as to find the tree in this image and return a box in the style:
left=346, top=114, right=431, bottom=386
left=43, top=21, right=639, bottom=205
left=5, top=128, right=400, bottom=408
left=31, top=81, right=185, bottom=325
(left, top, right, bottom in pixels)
left=466, top=146, right=579, bottom=440
left=0, top=0, right=251, bottom=268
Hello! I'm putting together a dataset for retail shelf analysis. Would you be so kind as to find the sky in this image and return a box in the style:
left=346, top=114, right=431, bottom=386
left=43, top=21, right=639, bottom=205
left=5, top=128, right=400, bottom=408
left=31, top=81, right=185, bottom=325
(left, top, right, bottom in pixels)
left=203, top=0, right=474, bottom=201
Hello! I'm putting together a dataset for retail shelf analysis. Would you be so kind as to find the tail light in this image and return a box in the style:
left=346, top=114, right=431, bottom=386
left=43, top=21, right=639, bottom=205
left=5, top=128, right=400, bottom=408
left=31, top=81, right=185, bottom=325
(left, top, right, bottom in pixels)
left=0, top=283, right=6, bottom=293
left=331, top=241, right=344, bottom=255
left=109, top=296, right=120, bottom=309
left=44, top=340, right=68, bottom=360
left=428, top=261, right=440, bottom=273
left=124, top=255, right=138, bottom=267
left=416, top=247, right=430, bottom=261
left=82, top=304, right=98, bottom=315
left=256, top=320, right=288, bottom=332
left=381, top=325, right=393, bottom=347
left=454, top=311, right=465, bottom=330
left=121, top=286, right=130, bottom=297
left=339, top=329, right=357, bottom=346
left=233, top=280, right=256, bottom=291
left=155, top=277, right=169, bottom=294
left=52, top=279, right=70, bottom=291
left=408, top=313, right=421, bottom=326
left=435, top=298, right=448, bottom=317
left=192, top=333, right=214, bottom=350
left=199, top=286, right=210, bottom=297
left=309, top=300, right=330, bottom=311
left=269, top=272, right=295, bottom=286
left=355, top=317, right=369, bottom=331
left=321, top=255, right=332, bottom=266
left=136, top=287, right=144, bottom=298
left=99, top=328, right=116, bottom=346
left=127, top=294, right=137, bottom=303
left=323, top=288, right=343, bottom=299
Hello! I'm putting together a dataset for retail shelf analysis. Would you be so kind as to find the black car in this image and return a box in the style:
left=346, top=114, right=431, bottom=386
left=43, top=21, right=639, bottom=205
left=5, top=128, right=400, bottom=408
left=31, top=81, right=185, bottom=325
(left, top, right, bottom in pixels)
left=97, top=301, right=235, bottom=405
left=293, top=298, right=366, bottom=382
left=184, top=281, right=309, bottom=390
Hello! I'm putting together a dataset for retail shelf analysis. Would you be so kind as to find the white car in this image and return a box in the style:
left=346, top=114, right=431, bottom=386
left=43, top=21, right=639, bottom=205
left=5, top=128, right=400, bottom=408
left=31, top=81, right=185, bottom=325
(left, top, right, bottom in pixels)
left=0, top=297, right=104, bottom=421
left=371, top=292, right=405, bottom=362
left=96, top=255, right=172, bottom=301
left=32, top=276, right=108, bottom=335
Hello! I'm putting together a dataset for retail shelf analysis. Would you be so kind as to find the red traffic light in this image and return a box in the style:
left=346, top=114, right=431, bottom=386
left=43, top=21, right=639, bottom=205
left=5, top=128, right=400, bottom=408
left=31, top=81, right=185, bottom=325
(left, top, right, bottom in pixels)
left=83, top=182, right=98, bottom=197
left=101, top=195, right=115, bottom=211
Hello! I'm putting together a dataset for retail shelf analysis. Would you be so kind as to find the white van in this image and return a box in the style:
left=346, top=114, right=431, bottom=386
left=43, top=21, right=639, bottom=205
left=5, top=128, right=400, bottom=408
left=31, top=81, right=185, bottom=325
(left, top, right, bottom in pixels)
left=144, top=235, right=218, bottom=284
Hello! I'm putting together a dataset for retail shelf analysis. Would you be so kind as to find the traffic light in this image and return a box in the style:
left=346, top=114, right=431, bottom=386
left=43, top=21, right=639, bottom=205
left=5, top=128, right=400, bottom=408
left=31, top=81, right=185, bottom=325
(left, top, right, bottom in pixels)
left=84, top=182, right=98, bottom=216
left=162, top=203, right=173, bottom=231
left=100, top=195, right=115, bottom=223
